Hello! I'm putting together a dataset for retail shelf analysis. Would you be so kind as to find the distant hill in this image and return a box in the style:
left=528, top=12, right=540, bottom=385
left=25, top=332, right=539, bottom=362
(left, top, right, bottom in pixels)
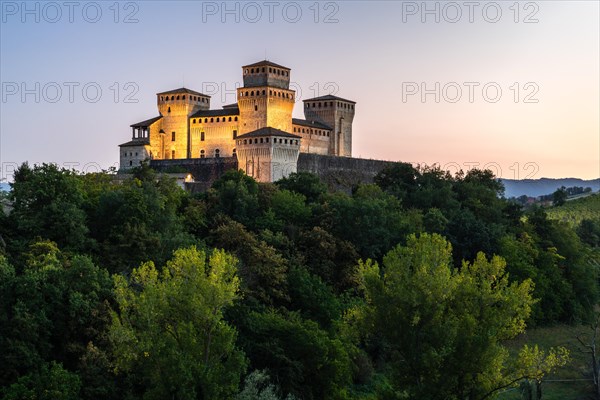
left=500, top=178, right=600, bottom=198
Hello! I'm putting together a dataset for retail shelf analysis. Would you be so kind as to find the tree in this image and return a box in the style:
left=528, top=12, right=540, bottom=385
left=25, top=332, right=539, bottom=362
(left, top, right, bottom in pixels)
left=577, top=313, right=600, bottom=400
left=552, top=187, right=568, bottom=206
left=109, top=247, right=247, bottom=400
left=0, top=361, right=81, bottom=400
left=276, top=172, right=327, bottom=204
left=7, top=163, right=90, bottom=254
left=358, top=233, right=566, bottom=400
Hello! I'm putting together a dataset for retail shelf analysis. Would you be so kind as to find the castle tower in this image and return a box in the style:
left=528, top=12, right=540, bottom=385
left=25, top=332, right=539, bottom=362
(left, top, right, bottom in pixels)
left=156, top=88, right=211, bottom=159
left=237, top=61, right=295, bottom=135
left=303, top=95, right=356, bottom=157
left=235, top=127, right=301, bottom=183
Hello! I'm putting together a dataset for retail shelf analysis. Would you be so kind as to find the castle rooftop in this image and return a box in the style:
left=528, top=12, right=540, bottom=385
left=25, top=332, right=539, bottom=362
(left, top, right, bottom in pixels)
left=191, top=108, right=240, bottom=118
left=303, top=94, right=356, bottom=104
left=130, top=116, right=162, bottom=128
left=156, top=87, right=209, bottom=97
left=236, top=127, right=301, bottom=140
left=242, top=60, right=290, bottom=70
left=292, top=118, right=332, bottom=130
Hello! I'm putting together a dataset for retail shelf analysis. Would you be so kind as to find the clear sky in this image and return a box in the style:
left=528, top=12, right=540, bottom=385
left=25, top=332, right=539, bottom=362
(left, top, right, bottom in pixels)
left=1, top=0, right=598, bottom=180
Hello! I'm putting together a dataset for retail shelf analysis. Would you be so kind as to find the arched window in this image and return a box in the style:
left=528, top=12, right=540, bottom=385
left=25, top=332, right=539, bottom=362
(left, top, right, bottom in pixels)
left=171, top=96, right=174, bottom=100
left=193, top=119, right=196, bottom=124
left=215, top=149, right=220, bottom=158
left=210, top=118, right=214, bottom=123
left=182, top=95, right=185, bottom=100
left=228, top=117, right=232, bottom=122
left=168, top=107, right=171, bottom=113
left=234, top=117, right=238, bottom=121
left=200, top=149, right=205, bottom=158
left=232, top=148, right=237, bottom=156
left=216, top=117, right=220, bottom=122
left=251, top=91, right=254, bottom=96
left=204, top=118, right=208, bottom=123
left=176, top=95, right=180, bottom=100
left=160, top=96, right=163, bottom=101
left=262, top=90, right=266, bottom=95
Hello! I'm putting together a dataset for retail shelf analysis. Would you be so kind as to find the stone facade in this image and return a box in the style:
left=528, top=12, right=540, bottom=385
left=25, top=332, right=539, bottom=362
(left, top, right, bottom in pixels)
left=118, top=59, right=356, bottom=182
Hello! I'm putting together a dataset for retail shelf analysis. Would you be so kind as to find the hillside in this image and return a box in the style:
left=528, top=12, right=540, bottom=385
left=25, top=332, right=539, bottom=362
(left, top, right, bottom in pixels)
left=546, top=193, right=600, bottom=226
left=501, top=178, right=600, bottom=198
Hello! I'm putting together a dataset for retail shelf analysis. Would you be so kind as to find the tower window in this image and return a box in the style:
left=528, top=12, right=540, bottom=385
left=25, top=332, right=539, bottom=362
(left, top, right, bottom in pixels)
left=228, top=117, right=232, bottom=122
left=262, top=67, right=265, bottom=72
left=254, top=105, right=258, bottom=111
left=171, top=150, right=176, bottom=159
left=215, top=149, right=220, bottom=158
left=233, top=130, right=237, bottom=139
left=129, top=160, right=132, bottom=166
left=265, top=138, right=269, bottom=143
left=200, top=149, right=205, bottom=158
left=182, top=95, right=185, bottom=100
left=260, top=138, right=263, bottom=143
left=235, top=117, right=238, bottom=121
left=204, top=118, right=208, bottom=123
left=168, top=107, right=171, bottom=113
left=171, top=96, right=174, bottom=100
left=193, top=119, right=196, bottom=124
left=171, top=132, right=176, bottom=141
left=201, top=132, right=205, bottom=141
left=217, top=117, right=220, bottom=122
left=176, top=95, right=180, bottom=100
left=233, top=148, right=237, bottom=156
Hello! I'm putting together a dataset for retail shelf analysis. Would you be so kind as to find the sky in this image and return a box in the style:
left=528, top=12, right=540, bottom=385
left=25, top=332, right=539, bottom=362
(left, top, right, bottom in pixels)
left=1, top=0, right=598, bottom=181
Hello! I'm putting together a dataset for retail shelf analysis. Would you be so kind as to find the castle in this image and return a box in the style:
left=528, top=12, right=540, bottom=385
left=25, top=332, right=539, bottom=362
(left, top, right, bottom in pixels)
left=119, top=60, right=356, bottom=183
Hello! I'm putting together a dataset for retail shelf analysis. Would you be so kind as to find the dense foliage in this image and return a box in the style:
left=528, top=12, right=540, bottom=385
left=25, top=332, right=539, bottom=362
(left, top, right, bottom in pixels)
left=0, top=162, right=597, bottom=399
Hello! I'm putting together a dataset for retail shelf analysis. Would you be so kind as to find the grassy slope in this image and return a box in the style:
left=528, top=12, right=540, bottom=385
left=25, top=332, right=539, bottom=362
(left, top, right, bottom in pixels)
left=498, top=324, right=595, bottom=400
left=546, top=194, right=600, bottom=227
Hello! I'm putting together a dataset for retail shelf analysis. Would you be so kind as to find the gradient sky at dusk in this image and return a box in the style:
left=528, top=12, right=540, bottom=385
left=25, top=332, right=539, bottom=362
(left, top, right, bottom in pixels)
left=1, top=0, right=598, bottom=180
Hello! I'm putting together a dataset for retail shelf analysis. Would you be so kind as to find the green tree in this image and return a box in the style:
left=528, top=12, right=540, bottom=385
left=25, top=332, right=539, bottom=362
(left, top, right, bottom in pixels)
left=7, top=163, right=89, bottom=254
left=276, top=172, right=327, bottom=204
left=109, top=246, right=246, bottom=400
left=552, top=187, right=568, bottom=206
left=358, top=233, right=564, bottom=400
left=0, top=361, right=81, bottom=400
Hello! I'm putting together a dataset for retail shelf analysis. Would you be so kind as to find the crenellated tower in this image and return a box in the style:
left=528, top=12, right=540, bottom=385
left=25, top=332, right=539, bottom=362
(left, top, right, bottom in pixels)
left=303, top=95, right=355, bottom=157
left=156, top=88, right=211, bottom=159
left=237, top=61, right=295, bottom=135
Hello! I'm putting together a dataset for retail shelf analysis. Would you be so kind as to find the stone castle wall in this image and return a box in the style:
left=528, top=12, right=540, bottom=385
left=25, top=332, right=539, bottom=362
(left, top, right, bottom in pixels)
left=149, top=153, right=395, bottom=193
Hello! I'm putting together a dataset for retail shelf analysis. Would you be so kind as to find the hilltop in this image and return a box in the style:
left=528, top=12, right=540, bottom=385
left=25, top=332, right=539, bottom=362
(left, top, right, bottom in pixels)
left=501, top=178, right=600, bottom=198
